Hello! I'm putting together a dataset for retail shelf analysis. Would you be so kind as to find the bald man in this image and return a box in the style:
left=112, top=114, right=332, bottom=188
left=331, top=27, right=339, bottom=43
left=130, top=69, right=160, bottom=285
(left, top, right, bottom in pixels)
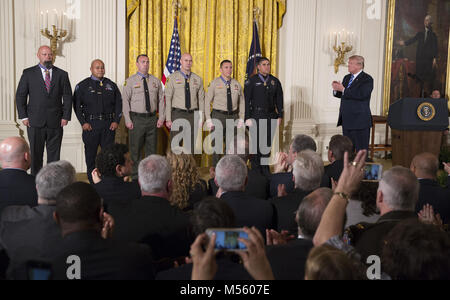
left=0, top=137, right=38, bottom=215
left=73, top=59, right=122, bottom=183
left=411, top=152, right=450, bottom=224
left=16, top=45, right=73, bottom=175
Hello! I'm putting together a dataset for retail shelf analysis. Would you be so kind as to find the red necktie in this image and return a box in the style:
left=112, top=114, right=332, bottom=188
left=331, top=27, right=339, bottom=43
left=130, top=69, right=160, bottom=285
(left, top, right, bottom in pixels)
left=45, top=70, right=51, bottom=92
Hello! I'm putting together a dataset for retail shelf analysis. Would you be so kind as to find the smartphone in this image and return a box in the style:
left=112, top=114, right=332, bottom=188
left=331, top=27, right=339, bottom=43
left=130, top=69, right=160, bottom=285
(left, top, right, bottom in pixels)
left=27, top=261, right=53, bottom=280
left=363, top=163, right=383, bottom=182
left=206, top=228, right=249, bottom=251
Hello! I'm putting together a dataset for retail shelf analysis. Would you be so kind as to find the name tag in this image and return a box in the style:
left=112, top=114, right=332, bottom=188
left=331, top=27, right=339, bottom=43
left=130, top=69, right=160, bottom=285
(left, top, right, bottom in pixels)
left=134, top=84, right=141, bottom=89
left=256, top=83, right=262, bottom=86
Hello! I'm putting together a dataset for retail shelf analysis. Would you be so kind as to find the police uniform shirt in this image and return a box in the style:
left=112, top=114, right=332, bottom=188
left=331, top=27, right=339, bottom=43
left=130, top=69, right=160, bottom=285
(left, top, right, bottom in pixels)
left=73, top=77, right=122, bottom=125
left=205, top=77, right=245, bottom=121
left=164, top=71, right=205, bottom=122
left=244, top=74, right=284, bottom=121
left=122, top=73, right=165, bottom=124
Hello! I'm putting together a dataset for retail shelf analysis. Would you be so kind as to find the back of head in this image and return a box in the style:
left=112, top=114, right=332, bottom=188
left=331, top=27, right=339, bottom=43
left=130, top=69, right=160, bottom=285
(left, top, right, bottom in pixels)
left=411, top=152, right=439, bottom=179
left=296, top=188, right=332, bottom=239
left=56, top=182, right=102, bottom=227
left=329, top=135, right=353, bottom=161
left=216, top=155, right=248, bottom=192
left=291, top=135, right=317, bottom=153
left=191, top=197, right=236, bottom=237
left=96, top=143, right=129, bottom=177
left=292, top=150, right=324, bottom=191
left=305, top=244, right=365, bottom=280
left=378, top=166, right=419, bottom=211
left=0, top=137, right=30, bottom=169
left=382, top=219, right=450, bottom=280
left=138, top=155, right=171, bottom=194
left=36, top=161, right=76, bottom=202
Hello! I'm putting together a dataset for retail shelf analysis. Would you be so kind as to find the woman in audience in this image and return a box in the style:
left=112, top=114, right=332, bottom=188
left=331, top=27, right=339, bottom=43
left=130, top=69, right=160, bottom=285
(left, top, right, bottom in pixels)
left=166, top=149, right=207, bottom=212
left=345, top=181, right=380, bottom=228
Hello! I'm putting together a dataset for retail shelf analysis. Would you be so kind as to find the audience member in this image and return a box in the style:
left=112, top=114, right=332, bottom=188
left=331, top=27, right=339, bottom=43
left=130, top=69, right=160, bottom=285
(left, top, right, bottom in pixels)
left=157, top=197, right=253, bottom=280
left=345, top=182, right=380, bottom=228
left=112, top=155, right=190, bottom=261
left=52, top=182, right=155, bottom=280
left=0, top=161, right=76, bottom=279
left=265, top=188, right=332, bottom=280
left=216, top=155, right=275, bottom=235
left=167, top=149, right=207, bottom=212
left=325, top=135, right=354, bottom=183
left=93, top=143, right=141, bottom=213
left=271, top=150, right=324, bottom=234
left=410, top=153, right=450, bottom=224
left=382, top=219, right=450, bottom=280
left=0, top=137, right=37, bottom=215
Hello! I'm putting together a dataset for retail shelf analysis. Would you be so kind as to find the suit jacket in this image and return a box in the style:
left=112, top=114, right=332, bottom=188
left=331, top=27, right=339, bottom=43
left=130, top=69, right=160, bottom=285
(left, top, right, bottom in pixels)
left=334, top=71, right=373, bottom=130
left=93, top=176, right=141, bottom=213
left=111, top=196, right=191, bottom=261
left=416, top=179, right=450, bottom=225
left=52, top=230, right=155, bottom=280
left=0, top=169, right=38, bottom=215
left=405, top=30, right=438, bottom=80
left=16, top=65, right=72, bottom=128
left=266, top=238, right=314, bottom=280
left=220, top=191, right=276, bottom=235
left=270, top=188, right=312, bottom=234
left=0, top=205, right=62, bottom=279
left=209, top=168, right=270, bottom=200
left=324, top=160, right=344, bottom=183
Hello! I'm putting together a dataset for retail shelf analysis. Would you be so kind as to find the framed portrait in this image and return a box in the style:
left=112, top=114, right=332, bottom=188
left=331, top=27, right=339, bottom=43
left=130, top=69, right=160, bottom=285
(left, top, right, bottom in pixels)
left=383, top=0, right=450, bottom=115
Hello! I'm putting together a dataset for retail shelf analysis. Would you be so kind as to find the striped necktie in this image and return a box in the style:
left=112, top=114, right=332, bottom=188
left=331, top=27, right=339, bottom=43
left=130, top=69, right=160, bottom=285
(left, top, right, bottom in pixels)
left=45, top=70, right=51, bottom=92
left=347, top=74, right=355, bottom=88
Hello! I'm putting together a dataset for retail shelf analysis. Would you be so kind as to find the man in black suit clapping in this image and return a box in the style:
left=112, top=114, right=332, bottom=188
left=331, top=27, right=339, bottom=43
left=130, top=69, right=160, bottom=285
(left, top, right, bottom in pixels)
left=16, top=46, right=72, bottom=175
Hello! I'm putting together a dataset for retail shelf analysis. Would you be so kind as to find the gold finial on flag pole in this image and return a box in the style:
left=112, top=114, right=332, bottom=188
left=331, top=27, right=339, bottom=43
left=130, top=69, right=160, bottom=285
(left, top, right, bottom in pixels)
left=173, top=0, right=182, bottom=18
left=253, top=7, right=261, bottom=22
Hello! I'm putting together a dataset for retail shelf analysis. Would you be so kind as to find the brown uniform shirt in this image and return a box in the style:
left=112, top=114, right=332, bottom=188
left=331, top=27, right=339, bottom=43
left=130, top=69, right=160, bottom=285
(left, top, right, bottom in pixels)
left=205, top=77, right=245, bottom=121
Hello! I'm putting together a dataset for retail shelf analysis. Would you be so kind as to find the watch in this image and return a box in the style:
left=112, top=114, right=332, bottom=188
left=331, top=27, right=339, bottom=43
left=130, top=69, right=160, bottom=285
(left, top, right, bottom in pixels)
left=333, top=192, right=349, bottom=203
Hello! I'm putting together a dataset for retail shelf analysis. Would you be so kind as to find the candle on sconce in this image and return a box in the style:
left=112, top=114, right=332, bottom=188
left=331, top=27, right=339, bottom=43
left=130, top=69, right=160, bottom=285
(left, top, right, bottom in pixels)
left=40, top=11, right=43, bottom=30
left=59, top=12, right=63, bottom=29
left=63, top=13, right=67, bottom=29
left=45, top=10, right=49, bottom=29
left=53, top=9, right=58, bottom=27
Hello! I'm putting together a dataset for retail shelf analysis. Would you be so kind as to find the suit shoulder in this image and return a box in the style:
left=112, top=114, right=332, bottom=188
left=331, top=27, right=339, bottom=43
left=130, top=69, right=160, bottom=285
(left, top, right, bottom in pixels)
left=23, top=65, right=39, bottom=73
left=1, top=206, right=35, bottom=223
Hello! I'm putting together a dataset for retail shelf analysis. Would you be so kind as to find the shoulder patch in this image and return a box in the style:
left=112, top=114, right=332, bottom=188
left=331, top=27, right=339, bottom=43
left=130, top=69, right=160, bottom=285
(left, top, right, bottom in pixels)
left=124, top=81, right=127, bottom=87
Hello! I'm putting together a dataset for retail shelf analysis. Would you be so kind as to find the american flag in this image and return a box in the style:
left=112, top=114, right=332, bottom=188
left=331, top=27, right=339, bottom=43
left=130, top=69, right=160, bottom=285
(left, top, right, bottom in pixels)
left=162, top=18, right=181, bottom=85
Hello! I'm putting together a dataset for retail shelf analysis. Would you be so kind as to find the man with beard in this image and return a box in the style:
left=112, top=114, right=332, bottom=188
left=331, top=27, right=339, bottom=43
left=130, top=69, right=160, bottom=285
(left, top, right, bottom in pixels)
left=16, top=46, right=72, bottom=175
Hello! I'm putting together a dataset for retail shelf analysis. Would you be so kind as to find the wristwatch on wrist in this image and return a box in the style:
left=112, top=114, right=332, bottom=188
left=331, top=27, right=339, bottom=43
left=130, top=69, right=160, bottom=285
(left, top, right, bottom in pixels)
left=333, top=192, right=349, bottom=203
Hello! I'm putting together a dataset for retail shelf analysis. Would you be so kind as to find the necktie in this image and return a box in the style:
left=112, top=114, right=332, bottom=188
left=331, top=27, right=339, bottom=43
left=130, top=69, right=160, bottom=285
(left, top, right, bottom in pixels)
left=226, top=82, right=233, bottom=113
left=185, top=77, right=191, bottom=110
left=45, top=70, right=51, bottom=93
left=424, top=30, right=428, bottom=43
left=347, top=74, right=355, bottom=88
left=143, top=77, right=151, bottom=112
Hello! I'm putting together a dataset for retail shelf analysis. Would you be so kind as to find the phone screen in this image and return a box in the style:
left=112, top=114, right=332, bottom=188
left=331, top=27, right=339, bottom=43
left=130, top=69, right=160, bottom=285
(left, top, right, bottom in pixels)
left=363, top=163, right=382, bottom=181
left=27, top=261, right=53, bottom=280
left=210, top=230, right=248, bottom=251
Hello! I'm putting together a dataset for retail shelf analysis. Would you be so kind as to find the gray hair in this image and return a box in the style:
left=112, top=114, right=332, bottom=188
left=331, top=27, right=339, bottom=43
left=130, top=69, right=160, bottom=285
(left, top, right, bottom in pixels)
left=291, top=135, right=317, bottom=153
left=36, top=161, right=76, bottom=200
left=378, top=167, right=419, bottom=211
left=296, top=188, right=333, bottom=239
left=138, top=155, right=171, bottom=194
left=292, top=150, right=324, bottom=191
left=216, top=155, right=248, bottom=192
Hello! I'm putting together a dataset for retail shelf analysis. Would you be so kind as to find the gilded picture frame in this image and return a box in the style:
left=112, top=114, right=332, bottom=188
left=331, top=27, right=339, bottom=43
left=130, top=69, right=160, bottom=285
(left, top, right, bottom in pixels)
left=383, top=0, right=450, bottom=115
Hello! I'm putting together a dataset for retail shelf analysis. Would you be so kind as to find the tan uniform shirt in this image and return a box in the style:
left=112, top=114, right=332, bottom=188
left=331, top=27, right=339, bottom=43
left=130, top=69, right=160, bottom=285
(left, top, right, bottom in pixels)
left=122, top=73, right=165, bottom=124
left=164, top=71, right=205, bottom=122
left=205, top=77, right=245, bottom=120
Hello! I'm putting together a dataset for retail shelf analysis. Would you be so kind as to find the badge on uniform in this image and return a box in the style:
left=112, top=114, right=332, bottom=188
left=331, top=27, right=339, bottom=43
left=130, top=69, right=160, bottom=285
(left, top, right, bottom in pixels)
left=176, top=79, right=183, bottom=84
left=271, top=80, right=275, bottom=86
left=234, top=85, right=239, bottom=90
left=153, top=82, right=158, bottom=89
left=105, top=84, right=113, bottom=91
left=134, top=84, right=141, bottom=89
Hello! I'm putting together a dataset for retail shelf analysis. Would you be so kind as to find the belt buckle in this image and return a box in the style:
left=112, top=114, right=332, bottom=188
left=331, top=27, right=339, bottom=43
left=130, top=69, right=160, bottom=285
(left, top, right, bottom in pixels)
left=99, top=115, right=104, bottom=121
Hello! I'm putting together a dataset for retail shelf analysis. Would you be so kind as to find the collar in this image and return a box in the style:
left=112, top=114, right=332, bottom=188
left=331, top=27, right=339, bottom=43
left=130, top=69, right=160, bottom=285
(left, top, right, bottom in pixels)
left=220, top=76, right=232, bottom=85
left=91, top=75, right=104, bottom=82
left=137, top=72, right=149, bottom=79
left=351, top=70, right=363, bottom=79
left=377, top=210, right=417, bottom=223
left=39, top=64, right=53, bottom=71
left=180, top=71, right=191, bottom=79
left=2, top=167, right=27, bottom=172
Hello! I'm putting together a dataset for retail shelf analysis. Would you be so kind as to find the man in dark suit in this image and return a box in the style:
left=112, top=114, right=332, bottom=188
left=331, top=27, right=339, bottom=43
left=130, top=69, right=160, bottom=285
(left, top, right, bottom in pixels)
left=216, top=155, right=275, bottom=235
left=271, top=150, right=324, bottom=234
left=0, top=137, right=37, bottom=215
left=52, top=182, right=155, bottom=280
left=325, top=135, right=354, bottom=183
left=332, top=55, right=374, bottom=152
left=398, top=15, right=438, bottom=96
left=0, top=160, right=75, bottom=279
left=266, top=188, right=332, bottom=280
left=410, top=153, right=450, bottom=224
left=16, top=46, right=72, bottom=175
left=111, top=155, right=190, bottom=261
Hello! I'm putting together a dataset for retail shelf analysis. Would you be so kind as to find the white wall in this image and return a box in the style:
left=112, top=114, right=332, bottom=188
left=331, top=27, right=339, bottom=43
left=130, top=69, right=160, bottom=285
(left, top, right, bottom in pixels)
left=278, top=0, right=388, bottom=159
left=0, top=0, right=126, bottom=171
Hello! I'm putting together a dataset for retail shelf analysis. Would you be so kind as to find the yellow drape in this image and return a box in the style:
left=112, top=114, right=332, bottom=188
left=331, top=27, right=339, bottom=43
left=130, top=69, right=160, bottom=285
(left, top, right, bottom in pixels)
left=126, top=0, right=286, bottom=166
left=127, top=0, right=286, bottom=87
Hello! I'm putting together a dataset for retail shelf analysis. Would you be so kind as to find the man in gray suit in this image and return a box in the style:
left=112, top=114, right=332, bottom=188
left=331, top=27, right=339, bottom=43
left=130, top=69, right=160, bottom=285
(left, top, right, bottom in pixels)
left=16, top=46, right=72, bottom=175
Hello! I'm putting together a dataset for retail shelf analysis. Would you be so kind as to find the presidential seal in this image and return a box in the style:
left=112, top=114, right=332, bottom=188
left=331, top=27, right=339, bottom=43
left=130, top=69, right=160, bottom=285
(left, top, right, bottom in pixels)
left=417, top=102, right=436, bottom=122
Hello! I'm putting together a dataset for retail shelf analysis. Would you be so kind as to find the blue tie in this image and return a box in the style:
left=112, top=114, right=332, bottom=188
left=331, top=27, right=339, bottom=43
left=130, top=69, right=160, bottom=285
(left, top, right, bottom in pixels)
left=347, top=74, right=355, bottom=88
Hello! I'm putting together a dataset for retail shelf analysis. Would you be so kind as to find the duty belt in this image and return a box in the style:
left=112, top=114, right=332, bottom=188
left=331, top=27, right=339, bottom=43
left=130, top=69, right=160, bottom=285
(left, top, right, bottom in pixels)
left=213, top=109, right=238, bottom=116
left=173, top=108, right=197, bottom=113
left=88, top=113, right=114, bottom=121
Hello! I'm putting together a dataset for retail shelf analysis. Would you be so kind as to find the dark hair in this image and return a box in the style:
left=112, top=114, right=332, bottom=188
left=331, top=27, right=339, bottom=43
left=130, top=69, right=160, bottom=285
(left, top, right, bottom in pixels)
left=355, top=182, right=379, bottom=217
left=291, top=134, right=317, bottom=153
left=96, top=144, right=129, bottom=177
left=382, top=219, right=450, bottom=280
left=56, top=182, right=102, bottom=225
left=191, top=197, right=236, bottom=237
left=329, top=135, right=353, bottom=161
left=136, top=54, right=149, bottom=63
left=220, top=60, right=232, bottom=68
left=257, top=57, right=270, bottom=65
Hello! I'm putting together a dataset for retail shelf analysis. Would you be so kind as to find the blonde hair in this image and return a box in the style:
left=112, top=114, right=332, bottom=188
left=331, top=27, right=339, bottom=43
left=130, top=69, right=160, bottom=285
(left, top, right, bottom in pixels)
left=166, top=148, right=200, bottom=210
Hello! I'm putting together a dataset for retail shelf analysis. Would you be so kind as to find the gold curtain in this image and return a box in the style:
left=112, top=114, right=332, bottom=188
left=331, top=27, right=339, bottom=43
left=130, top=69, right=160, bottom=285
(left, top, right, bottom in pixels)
left=127, top=0, right=286, bottom=87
